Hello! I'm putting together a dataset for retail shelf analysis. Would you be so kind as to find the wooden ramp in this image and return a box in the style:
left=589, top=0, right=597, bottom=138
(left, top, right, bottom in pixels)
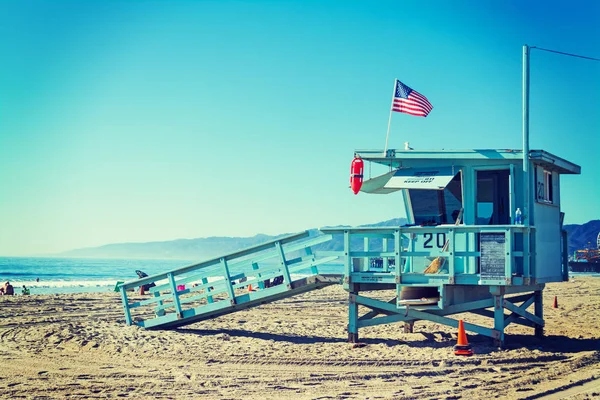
left=118, top=231, right=341, bottom=329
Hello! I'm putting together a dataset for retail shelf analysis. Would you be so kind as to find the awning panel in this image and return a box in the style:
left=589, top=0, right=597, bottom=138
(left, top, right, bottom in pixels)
left=360, top=170, right=401, bottom=194
left=386, top=166, right=458, bottom=190
left=361, top=167, right=458, bottom=193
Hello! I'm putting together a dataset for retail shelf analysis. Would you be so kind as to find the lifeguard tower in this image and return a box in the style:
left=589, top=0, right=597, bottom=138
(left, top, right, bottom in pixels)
left=321, top=148, right=580, bottom=345
left=117, top=146, right=580, bottom=347
left=116, top=45, right=586, bottom=346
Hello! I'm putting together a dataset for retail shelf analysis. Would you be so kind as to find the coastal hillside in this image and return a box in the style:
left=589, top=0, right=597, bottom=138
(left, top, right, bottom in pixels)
left=60, top=218, right=407, bottom=260
left=60, top=218, right=598, bottom=260
left=564, top=219, right=600, bottom=255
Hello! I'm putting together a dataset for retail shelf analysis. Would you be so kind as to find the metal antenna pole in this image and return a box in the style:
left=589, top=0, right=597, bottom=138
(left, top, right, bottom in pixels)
left=522, top=45, right=530, bottom=226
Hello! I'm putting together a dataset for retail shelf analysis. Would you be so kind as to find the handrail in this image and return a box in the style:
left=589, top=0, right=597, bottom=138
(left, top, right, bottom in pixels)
left=119, top=231, right=339, bottom=329
left=120, top=231, right=312, bottom=289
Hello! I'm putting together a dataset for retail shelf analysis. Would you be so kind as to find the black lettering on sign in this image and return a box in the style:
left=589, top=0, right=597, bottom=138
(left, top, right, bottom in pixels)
left=480, top=232, right=506, bottom=281
left=423, top=233, right=447, bottom=249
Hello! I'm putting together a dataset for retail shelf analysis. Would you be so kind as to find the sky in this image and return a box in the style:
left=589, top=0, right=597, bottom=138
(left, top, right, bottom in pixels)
left=0, top=1, right=598, bottom=256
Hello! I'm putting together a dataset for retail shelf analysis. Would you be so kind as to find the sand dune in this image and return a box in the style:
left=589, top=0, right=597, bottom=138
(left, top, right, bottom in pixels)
left=1, top=278, right=599, bottom=399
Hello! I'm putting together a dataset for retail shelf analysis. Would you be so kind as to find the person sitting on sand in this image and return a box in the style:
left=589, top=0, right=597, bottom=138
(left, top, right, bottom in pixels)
left=22, top=285, right=30, bottom=295
left=3, top=281, right=14, bottom=296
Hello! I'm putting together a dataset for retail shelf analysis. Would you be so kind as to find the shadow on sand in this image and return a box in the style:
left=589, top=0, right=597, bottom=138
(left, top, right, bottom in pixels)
left=502, top=334, right=600, bottom=353
left=177, top=328, right=599, bottom=354
left=176, top=328, right=404, bottom=346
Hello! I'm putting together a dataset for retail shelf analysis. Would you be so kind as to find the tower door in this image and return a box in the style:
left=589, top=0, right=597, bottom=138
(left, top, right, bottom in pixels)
left=476, top=170, right=510, bottom=225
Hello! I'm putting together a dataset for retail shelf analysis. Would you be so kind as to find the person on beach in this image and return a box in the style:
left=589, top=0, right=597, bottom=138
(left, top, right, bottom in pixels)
left=3, top=281, right=14, bottom=295
left=22, top=285, right=30, bottom=295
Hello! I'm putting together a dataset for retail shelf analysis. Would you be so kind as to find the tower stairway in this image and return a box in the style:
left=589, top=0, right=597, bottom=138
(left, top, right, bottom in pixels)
left=118, top=231, right=341, bottom=329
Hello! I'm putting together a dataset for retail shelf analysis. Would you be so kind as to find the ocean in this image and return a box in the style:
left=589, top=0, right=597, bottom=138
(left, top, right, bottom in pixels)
left=1, top=257, right=596, bottom=296
left=0, top=257, right=193, bottom=295
left=0, top=257, right=345, bottom=295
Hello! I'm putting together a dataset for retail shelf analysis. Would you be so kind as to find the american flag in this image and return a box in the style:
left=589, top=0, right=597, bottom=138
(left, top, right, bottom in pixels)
left=392, top=80, right=433, bottom=117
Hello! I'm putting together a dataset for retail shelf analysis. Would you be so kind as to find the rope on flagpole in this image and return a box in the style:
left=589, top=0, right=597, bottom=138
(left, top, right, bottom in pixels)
left=383, top=79, right=398, bottom=157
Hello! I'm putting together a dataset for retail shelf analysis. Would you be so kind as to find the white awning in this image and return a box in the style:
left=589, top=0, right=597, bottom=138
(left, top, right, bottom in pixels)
left=361, top=167, right=458, bottom=193
left=360, top=170, right=401, bottom=194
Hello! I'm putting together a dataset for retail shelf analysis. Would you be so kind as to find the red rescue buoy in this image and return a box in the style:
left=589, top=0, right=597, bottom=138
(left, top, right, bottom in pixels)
left=350, top=156, right=364, bottom=195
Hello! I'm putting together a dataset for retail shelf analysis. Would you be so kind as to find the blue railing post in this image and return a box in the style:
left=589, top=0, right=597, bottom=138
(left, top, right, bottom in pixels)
left=343, top=230, right=351, bottom=290
left=274, top=241, right=293, bottom=289
left=524, top=227, right=532, bottom=279
left=363, top=237, right=369, bottom=271
left=220, top=257, right=236, bottom=305
left=252, top=262, right=266, bottom=289
left=201, top=277, right=214, bottom=303
left=383, top=238, right=389, bottom=272
left=394, top=229, right=402, bottom=278
left=448, top=228, right=455, bottom=279
left=505, top=228, right=513, bottom=283
left=167, top=273, right=183, bottom=319
left=153, top=290, right=165, bottom=317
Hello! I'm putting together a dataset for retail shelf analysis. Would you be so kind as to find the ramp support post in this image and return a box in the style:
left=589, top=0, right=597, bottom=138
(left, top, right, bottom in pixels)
left=119, top=285, right=132, bottom=326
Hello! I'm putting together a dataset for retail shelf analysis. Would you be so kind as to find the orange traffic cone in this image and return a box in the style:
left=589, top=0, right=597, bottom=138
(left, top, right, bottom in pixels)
left=248, top=284, right=253, bottom=292
left=454, top=319, right=473, bottom=356
left=552, top=296, right=558, bottom=308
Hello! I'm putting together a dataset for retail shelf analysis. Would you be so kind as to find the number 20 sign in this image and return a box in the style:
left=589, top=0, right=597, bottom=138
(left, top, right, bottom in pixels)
left=419, top=232, right=447, bottom=249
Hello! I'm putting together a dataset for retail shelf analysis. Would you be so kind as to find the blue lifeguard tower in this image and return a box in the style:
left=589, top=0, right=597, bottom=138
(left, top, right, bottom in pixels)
left=117, top=147, right=579, bottom=346
left=321, top=148, right=580, bottom=345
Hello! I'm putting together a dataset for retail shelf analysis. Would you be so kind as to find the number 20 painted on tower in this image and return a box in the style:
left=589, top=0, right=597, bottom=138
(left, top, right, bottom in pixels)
left=422, top=233, right=446, bottom=249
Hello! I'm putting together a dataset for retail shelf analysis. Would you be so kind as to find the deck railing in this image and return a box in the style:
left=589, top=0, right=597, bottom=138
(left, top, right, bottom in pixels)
left=320, top=225, right=534, bottom=287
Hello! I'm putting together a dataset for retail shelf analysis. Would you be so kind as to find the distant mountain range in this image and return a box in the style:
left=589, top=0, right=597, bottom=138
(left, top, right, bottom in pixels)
left=60, top=218, right=408, bottom=260
left=61, top=218, right=599, bottom=261
left=564, top=220, right=600, bottom=255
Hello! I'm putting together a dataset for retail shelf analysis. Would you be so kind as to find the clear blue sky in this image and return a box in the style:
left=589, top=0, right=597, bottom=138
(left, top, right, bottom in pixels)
left=1, top=1, right=598, bottom=255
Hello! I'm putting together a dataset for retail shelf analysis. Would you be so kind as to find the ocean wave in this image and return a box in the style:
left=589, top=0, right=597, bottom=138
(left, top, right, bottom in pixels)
left=6, top=279, right=122, bottom=289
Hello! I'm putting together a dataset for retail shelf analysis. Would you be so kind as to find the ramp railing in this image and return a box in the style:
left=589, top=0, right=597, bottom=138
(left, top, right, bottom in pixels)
left=118, top=231, right=338, bottom=329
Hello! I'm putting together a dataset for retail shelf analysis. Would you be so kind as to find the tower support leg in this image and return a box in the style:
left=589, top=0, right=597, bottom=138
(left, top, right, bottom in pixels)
left=348, top=292, right=359, bottom=343
left=491, top=286, right=506, bottom=347
left=403, top=321, right=414, bottom=333
left=534, top=289, right=544, bottom=338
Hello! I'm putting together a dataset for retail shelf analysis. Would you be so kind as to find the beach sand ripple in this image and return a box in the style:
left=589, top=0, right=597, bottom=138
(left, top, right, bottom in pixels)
left=1, top=279, right=600, bottom=399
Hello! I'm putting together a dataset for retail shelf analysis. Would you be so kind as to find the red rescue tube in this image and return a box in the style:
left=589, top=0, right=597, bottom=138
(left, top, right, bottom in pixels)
left=350, top=157, right=364, bottom=195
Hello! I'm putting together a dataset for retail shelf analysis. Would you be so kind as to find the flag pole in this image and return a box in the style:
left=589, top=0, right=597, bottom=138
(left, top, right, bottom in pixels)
left=522, top=45, right=530, bottom=226
left=383, top=79, right=398, bottom=157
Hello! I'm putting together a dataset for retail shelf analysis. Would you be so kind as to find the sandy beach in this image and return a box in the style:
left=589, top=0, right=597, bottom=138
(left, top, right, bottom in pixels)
left=1, top=278, right=599, bottom=399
